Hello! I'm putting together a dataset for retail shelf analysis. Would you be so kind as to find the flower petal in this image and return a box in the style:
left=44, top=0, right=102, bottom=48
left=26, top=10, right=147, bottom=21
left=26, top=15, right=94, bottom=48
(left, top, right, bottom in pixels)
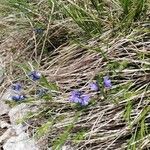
left=103, top=76, right=112, bottom=88
left=89, top=82, right=99, bottom=91
left=80, top=95, right=90, bottom=106
left=28, top=71, right=41, bottom=81
left=12, top=83, right=22, bottom=91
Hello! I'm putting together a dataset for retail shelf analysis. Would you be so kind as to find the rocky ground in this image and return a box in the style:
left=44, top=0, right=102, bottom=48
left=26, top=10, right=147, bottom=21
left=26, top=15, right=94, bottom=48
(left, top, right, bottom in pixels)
left=0, top=1, right=149, bottom=149
left=0, top=59, right=72, bottom=150
left=0, top=57, right=39, bottom=150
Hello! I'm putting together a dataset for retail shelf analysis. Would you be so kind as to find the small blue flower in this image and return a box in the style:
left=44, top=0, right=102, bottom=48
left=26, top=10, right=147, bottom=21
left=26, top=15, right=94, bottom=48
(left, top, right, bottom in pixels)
left=28, top=71, right=41, bottom=81
left=11, top=95, right=26, bottom=101
left=80, top=95, right=90, bottom=106
left=69, top=90, right=82, bottom=103
left=12, top=83, right=22, bottom=91
left=89, top=82, right=99, bottom=91
left=69, top=90, right=90, bottom=106
left=71, top=90, right=81, bottom=97
left=11, top=95, right=20, bottom=101
left=19, top=95, right=26, bottom=100
left=103, top=76, right=112, bottom=88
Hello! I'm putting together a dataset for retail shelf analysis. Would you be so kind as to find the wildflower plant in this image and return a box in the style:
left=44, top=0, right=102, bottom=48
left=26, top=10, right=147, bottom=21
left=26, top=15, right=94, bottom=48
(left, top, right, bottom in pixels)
left=12, top=83, right=22, bottom=91
left=89, top=82, right=99, bottom=91
left=2, top=0, right=150, bottom=149
left=103, top=76, right=112, bottom=88
left=11, top=95, right=26, bottom=102
left=11, top=82, right=26, bottom=102
left=70, top=90, right=90, bottom=106
left=28, top=71, right=41, bottom=81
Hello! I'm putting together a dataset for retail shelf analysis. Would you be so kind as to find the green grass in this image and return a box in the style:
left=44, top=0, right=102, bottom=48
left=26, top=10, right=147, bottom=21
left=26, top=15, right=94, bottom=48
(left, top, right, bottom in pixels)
left=0, top=0, right=150, bottom=149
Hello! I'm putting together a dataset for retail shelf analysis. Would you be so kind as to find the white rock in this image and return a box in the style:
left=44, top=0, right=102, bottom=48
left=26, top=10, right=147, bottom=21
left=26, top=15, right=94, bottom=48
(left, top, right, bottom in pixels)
left=0, top=101, right=10, bottom=115
left=0, top=120, right=11, bottom=128
left=12, top=124, right=27, bottom=135
left=48, top=145, right=73, bottom=150
left=3, top=133, right=39, bottom=150
left=8, top=103, right=30, bottom=125
left=0, top=128, right=15, bottom=143
left=1, top=88, right=11, bottom=101
left=62, top=145, right=74, bottom=150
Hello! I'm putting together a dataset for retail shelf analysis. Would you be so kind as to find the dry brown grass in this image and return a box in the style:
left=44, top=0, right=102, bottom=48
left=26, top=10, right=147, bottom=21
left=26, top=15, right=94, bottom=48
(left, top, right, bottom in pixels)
left=0, top=0, right=150, bottom=149
left=1, top=23, right=149, bottom=150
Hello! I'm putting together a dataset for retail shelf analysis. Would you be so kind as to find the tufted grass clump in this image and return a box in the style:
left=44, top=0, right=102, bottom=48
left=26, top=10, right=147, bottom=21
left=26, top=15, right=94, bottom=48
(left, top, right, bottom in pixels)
left=0, top=0, right=150, bottom=150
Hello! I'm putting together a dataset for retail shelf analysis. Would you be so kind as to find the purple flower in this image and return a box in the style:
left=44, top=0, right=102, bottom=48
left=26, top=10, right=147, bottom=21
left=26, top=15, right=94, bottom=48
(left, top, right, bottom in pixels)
left=80, top=95, right=90, bottom=106
left=69, top=90, right=82, bottom=103
left=11, top=95, right=20, bottom=101
left=11, top=95, right=26, bottom=101
left=89, top=82, right=99, bottom=91
left=28, top=71, right=41, bottom=81
left=103, top=76, right=112, bottom=88
left=19, top=95, right=26, bottom=100
left=69, top=90, right=90, bottom=106
left=12, top=83, right=22, bottom=91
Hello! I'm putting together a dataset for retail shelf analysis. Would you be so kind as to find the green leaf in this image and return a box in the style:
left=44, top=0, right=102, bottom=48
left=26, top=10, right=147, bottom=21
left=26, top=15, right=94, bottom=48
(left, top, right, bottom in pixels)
left=40, top=76, right=59, bottom=91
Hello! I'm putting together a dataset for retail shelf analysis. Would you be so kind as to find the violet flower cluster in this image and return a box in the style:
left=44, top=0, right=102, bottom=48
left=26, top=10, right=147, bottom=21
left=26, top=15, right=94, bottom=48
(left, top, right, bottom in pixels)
left=12, top=83, right=22, bottom=91
left=103, top=76, right=112, bottom=88
left=11, top=70, right=41, bottom=101
left=70, top=90, right=90, bottom=106
left=28, top=71, right=41, bottom=81
left=11, top=95, right=26, bottom=101
left=89, top=82, right=99, bottom=91
left=11, top=70, right=112, bottom=107
left=69, top=76, right=112, bottom=106
left=11, top=82, right=26, bottom=101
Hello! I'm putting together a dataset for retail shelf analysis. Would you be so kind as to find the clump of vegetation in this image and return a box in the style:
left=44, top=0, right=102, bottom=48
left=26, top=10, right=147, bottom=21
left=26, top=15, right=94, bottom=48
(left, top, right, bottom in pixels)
left=0, top=0, right=150, bottom=149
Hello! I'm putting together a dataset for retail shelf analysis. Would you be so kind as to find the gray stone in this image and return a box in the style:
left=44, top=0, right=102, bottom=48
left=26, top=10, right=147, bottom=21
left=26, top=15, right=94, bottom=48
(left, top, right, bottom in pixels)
left=62, top=145, right=74, bottom=150
left=0, top=120, right=11, bottom=128
left=0, top=101, right=10, bottom=115
left=12, top=124, right=27, bottom=135
left=3, top=133, right=39, bottom=150
left=8, top=103, right=31, bottom=125
left=48, top=145, right=74, bottom=150
left=0, top=128, right=16, bottom=143
left=8, top=103, right=38, bottom=125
